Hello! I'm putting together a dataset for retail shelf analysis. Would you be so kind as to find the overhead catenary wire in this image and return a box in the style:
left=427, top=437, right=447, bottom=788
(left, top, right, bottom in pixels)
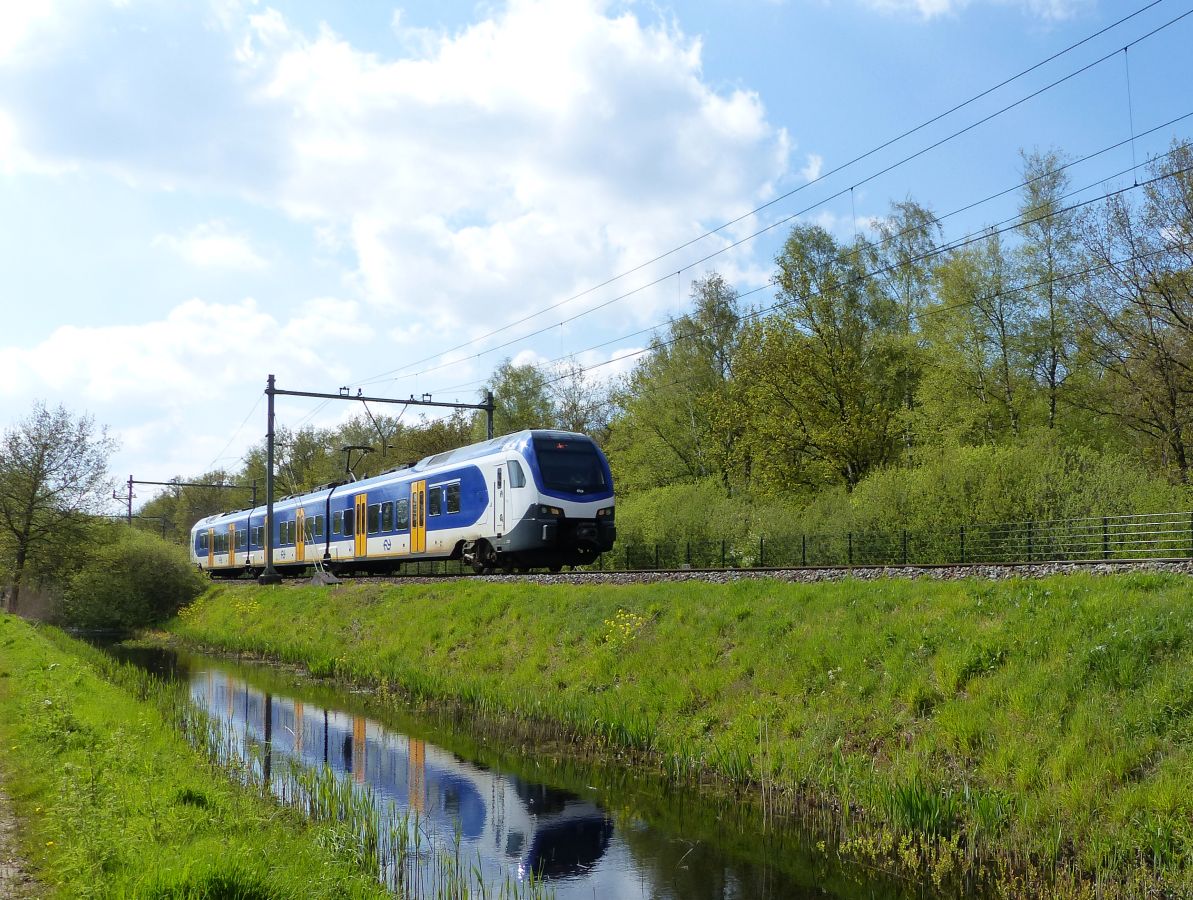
left=205, top=393, right=264, bottom=473
left=426, top=123, right=1193, bottom=398
left=527, top=162, right=1193, bottom=389
left=356, top=1, right=1189, bottom=389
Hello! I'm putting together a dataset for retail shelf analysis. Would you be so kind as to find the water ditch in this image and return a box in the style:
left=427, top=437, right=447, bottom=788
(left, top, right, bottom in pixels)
left=101, top=642, right=959, bottom=899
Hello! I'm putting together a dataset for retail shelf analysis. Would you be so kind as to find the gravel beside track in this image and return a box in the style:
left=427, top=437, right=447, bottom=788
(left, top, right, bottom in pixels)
left=293, top=557, right=1193, bottom=586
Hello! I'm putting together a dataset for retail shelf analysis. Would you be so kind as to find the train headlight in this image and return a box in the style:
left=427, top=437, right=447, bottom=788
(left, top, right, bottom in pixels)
left=538, top=504, right=564, bottom=518
left=596, top=506, right=614, bottom=519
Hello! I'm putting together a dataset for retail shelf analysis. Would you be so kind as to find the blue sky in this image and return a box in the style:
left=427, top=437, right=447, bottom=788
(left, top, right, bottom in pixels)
left=1, top=0, right=1190, bottom=511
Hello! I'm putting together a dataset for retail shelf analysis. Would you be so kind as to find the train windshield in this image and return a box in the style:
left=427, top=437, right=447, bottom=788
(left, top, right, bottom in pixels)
left=532, top=438, right=607, bottom=493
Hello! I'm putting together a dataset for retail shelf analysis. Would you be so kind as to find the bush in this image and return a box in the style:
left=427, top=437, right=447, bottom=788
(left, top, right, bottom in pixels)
left=613, top=435, right=1193, bottom=545
left=58, top=529, right=207, bottom=629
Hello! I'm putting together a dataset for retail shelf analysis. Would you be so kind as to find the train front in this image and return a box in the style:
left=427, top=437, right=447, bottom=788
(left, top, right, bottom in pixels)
left=512, top=431, right=615, bottom=569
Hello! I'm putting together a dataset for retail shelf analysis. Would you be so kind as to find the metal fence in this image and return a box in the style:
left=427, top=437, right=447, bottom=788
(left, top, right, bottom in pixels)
left=599, top=511, right=1193, bottom=571
left=374, top=511, right=1193, bottom=576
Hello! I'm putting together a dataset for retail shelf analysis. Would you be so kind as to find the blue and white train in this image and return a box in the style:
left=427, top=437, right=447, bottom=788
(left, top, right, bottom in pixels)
left=189, top=429, right=616, bottom=577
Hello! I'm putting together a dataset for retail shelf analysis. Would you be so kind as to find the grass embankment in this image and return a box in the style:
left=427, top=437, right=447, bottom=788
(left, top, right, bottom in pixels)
left=173, top=573, right=1193, bottom=894
left=0, top=614, right=391, bottom=899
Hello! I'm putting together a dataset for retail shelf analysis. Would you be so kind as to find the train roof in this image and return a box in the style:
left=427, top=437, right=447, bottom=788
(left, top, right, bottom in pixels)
left=410, top=428, right=589, bottom=472
left=190, top=429, right=597, bottom=531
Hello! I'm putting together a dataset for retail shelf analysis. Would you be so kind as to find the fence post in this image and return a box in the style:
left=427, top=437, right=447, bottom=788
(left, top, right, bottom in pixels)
left=759, top=535, right=765, bottom=568
left=801, top=534, right=807, bottom=567
left=960, top=525, right=966, bottom=564
left=902, top=529, right=908, bottom=565
left=848, top=532, right=853, bottom=566
left=1188, top=513, right=1192, bottom=559
left=1102, top=516, right=1110, bottom=560
left=1026, top=521, right=1033, bottom=562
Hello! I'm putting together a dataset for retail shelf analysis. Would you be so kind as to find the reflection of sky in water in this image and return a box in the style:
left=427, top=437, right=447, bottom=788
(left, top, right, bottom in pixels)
left=192, top=669, right=644, bottom=897
left=111, top=651, right=922, bottom=900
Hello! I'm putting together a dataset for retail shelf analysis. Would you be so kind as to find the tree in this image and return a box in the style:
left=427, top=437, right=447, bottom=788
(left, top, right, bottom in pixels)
left=606, top=273, right=744, bottom=491
left=734, top=226, right=909, bottom=491
left=916, top=232, right=1030, bottom=443
left=475, top=360, right=555, bottom=439
left=1078, top=142, right=1193, bottom=480
left=547, top=358, right=613, bottom=440
left=1016, top=149, right=1083, bottom=430
left=0, top=403, right=116, bottom=611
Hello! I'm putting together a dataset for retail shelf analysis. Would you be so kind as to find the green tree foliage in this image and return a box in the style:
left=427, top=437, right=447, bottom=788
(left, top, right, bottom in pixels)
left=476, top=360, right=554, bottom=438
left=733, top=226, right=912, bottom=491
left=1016, top=148, right=1083, bottom=430
left=607, top=273, right=743, bottom=491
left=58, top=529, right=207, bottom=629
left=1078, top=143, right=1193, bottom=481
left=916, top=232, right=1030, bottom=443
left=472, top=357, right=613, bottom=441
left=0, top=403, right=116, bottom=611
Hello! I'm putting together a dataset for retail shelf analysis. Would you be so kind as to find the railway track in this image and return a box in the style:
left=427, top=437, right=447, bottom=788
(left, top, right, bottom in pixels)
left=253, top=556, right=1193, bottom=586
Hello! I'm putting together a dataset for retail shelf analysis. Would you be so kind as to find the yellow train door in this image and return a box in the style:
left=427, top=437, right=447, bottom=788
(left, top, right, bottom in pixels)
left=411, top=481, right=426, bottom=553
left=228, top=524, right=236, bottom=569
left=354, top=493, right=367, bottom=558
left=207, top=528, right=214, bottom=568
left=296, top=509, right=306, bottom=563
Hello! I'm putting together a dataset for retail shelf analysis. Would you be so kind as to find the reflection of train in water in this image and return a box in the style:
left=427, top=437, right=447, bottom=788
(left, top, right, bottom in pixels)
left=195, top=668, right=612, bottom=881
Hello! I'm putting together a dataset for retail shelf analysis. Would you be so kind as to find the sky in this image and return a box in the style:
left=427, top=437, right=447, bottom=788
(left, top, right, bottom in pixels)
left=1, top=0, right=1191, bottom=513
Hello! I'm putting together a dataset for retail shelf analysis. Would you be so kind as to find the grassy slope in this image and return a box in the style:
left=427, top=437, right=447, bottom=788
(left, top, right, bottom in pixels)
left=0, top=614, right=390, bottom=899
left=171, top=573, right=1193, bottom=887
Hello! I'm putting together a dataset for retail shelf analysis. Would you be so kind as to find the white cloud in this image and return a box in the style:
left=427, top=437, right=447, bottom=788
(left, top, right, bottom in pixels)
left=801, top=153, right=823, bottom=182
left=0, top=0, right=795, bottom=479
left=863, top=0, right=1088, bottom=19
left=0, top=0, right=60, bottom=64
left=152, top=222, right=268, bottom=270
left=0, top=0, right=791, bottom=337
left=0, top=297, right=359, bottom=405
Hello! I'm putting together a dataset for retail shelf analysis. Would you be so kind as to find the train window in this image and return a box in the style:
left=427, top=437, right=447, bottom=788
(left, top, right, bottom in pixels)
left=237, top=529, right=247, bottom=551
left=428, top=488, right=442, bottom=517
left=396, top=499, right=410, bottom=530
left=532, top=437, right=607, bottom=492
left=290, top=521, right=298, bottom=544
left=381, top=501, right=394, bottom=532
left=368, top=503, right=381, bottom=535
left=507, top=460, right=526, bottom=488
left=332, top=510, right=343, bottom=535
left=255, top=526, right=264, bottom=547
left=199, top=532, right=208, bottom=553
left=314, top=516, right=324, bottom=538
left=304, top=517, right=315, bottom=543
left=446, top=483, right=461, bottom=514
left=343, top=508, right=355, bottom=537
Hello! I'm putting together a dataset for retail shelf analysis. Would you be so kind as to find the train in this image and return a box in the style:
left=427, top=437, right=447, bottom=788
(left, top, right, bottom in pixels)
left=189, top=429, right=616, bottom=577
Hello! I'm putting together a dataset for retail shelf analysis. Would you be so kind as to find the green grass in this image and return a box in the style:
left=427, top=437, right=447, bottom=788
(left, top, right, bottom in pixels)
left=0, top=614, right=392, bottom=899
left=169, top=573, right=1193, bottom=894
